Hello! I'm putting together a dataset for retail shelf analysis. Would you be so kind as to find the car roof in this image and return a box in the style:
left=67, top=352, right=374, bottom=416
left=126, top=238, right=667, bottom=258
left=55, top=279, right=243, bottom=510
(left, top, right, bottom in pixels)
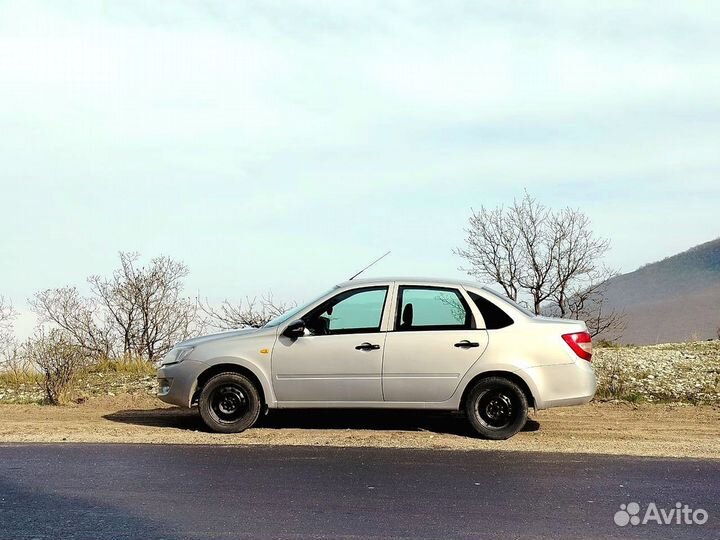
left=335, top=276, right=487, bottom=290
left=334, top=277, right=534, bottom=318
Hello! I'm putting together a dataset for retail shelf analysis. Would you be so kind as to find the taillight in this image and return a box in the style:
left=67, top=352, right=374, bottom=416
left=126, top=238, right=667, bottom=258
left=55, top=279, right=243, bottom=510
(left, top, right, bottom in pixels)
left=562, top=332, right=592, bottom=361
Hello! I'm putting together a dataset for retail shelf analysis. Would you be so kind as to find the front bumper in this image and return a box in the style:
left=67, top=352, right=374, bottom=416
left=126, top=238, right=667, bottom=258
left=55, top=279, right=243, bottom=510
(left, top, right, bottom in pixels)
left=520, top=359, right=596, bottom=410
left=156, top=359, right=207, bottom=408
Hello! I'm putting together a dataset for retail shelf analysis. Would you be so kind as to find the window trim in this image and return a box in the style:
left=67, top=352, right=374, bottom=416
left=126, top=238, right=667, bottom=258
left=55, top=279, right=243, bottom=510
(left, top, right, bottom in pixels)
left=303, top=285, right=389, bottom=336
left=393, top=285, right=475, bottom=332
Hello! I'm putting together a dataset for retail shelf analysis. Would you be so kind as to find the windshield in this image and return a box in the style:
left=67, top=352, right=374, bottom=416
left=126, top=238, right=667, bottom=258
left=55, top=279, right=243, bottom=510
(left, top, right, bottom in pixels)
left=263, top=286, right=339, bottom=328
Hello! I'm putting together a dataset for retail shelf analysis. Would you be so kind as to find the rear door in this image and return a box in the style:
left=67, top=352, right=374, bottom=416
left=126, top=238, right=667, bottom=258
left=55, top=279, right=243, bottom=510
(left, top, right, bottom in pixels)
left=382, top=285, right=488, bottom=402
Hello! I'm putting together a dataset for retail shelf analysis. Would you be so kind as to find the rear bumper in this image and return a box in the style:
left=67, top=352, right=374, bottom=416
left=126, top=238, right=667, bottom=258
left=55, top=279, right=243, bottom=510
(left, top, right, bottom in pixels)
left=520, top=359, right=596, bottom=410
left=156, top=359, right=206, bottom=408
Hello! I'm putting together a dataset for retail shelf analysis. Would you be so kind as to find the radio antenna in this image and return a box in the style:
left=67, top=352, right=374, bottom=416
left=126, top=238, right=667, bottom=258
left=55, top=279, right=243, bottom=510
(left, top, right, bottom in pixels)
left=348, top=251, right=391, bottom=281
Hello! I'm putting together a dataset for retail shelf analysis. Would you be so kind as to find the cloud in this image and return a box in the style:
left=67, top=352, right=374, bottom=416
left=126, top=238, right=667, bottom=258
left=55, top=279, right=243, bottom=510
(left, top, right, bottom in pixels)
left=1, top=0, right=719, bottom=336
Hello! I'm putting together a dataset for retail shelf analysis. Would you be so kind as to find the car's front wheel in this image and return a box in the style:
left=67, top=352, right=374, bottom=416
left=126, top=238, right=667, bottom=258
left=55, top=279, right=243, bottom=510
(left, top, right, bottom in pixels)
left=465, top=376, right=528, bottom=440
left=198, top=372, right=261, bottom=434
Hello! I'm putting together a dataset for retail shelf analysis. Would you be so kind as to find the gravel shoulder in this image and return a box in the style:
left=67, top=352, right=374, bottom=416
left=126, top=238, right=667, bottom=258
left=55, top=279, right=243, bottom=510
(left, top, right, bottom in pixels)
left=1, top=395, right=718, bottom=459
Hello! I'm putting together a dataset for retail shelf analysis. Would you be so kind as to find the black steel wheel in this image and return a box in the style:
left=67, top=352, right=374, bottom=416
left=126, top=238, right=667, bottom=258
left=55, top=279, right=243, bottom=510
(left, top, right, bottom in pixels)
left=199, top=372, right=261, bottom=434
left=465, top=376, right=528, bottom=440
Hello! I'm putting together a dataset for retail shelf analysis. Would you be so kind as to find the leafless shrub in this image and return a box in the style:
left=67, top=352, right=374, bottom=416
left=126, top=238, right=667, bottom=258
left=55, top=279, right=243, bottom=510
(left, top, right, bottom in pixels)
left=26, top=329, right=90, bottom=405
left=561, top=270, right=627, bottom=339
left=0, top=296, right=21, bottom=378
left=0, top=295, right=15, bottom=348
left=200, top=294, right=295, bottom=330
left=31, top=252, right=199, bottom=361
left=88, top=252, right=198, bottom=359
left=1, top=345, right=33, bottom=385
left=455, top=204, right=523, bottom=302
left=456, top=192, right=625, bottom=337
left=31, top=287, right=115, bottom=358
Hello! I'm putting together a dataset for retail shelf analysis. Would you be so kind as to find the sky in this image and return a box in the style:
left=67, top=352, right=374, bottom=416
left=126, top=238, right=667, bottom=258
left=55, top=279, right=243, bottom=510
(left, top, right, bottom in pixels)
left=1, top=1, right=720, bottom=337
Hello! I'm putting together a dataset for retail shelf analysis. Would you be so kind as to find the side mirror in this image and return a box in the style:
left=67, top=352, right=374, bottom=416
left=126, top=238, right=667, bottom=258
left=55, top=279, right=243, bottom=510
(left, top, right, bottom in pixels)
left=282, top=319, right=306, bottom=339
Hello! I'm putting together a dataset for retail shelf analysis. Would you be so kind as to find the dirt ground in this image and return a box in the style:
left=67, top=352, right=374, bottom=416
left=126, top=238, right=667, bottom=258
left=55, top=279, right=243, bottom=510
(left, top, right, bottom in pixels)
left=0, top=395, right=718, bottom=459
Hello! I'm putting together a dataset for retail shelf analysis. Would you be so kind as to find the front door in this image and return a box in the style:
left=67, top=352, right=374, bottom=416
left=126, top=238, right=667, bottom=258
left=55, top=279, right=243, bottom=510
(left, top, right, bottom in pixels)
left=272, top=286, right=389, bottom=403
left=382, top=285, right=488, bottom=402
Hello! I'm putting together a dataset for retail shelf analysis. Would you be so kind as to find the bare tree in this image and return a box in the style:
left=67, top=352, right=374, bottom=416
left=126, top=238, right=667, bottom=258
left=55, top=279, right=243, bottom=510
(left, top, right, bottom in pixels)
left=456, top=192, right=624, bottom=337
left=550, top=208, right=611, bottom=318
left=31, top=252, right=199, bottom=361
left=25, top=329, right=90, bottom=404
left=455, top=206, right=522, bottom=301
left=0, top=296, right=22, bottom=377
left=88, top=254, right=141, bottom=356
left=0, top=295, right=15, bottom=351
left=201, top=294, right=295, bottom=330
left=456, top=194, right=560, bottom=311
left=512, top=194, right=558, bottom=314
left=563, top=271, right=626, bottom=338
left=30, top=287, right=115, bottom=358
left=88, top=252, right=198, bottom=360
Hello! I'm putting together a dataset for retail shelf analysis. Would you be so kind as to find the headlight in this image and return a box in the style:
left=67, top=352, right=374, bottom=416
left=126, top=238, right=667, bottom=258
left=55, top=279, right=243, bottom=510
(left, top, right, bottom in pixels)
left=157, top=346, right=194, bottom=368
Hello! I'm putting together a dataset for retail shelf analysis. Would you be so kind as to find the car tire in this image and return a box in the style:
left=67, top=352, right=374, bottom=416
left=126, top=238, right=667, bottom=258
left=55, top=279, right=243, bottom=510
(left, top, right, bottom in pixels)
left=465, top=376, right=528, bottom=440
left=198, top=372, right=262, bottom=434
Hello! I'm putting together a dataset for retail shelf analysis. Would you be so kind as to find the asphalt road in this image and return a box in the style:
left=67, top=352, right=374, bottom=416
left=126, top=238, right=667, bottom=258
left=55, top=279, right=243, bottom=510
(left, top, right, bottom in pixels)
left=0, top=444, right=717, bottom=540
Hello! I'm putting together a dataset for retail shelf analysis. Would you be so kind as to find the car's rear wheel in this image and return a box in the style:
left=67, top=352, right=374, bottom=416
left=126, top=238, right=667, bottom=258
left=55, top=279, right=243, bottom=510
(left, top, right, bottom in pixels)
left=465, top=376, right=528, bottom=440
left=198, top=372, right=261, bottom=434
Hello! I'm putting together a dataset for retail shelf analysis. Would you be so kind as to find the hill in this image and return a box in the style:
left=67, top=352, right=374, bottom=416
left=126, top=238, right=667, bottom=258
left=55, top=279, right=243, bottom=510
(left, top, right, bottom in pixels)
left=602, top=237, right=720, bottom=344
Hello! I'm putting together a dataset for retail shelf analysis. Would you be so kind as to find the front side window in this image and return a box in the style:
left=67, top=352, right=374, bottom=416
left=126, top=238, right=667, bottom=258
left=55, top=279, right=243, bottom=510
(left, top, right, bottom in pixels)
left=263, top=287, right=339, bottom=328
left=395, top=286, right=473, bottom=331
left=304, top=287, right=388, bottom=335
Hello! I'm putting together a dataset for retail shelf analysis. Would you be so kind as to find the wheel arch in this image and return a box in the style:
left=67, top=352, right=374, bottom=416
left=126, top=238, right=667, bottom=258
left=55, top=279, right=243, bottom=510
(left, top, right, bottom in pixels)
left=192, top=363, right=267, bottom=407
left=460, top=370, right=536, bottom=410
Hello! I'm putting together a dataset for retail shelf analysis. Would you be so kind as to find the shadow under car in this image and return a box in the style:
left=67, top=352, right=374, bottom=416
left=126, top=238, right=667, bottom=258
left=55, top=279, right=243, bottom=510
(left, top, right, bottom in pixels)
left=103, top=407, right=540, bottom=436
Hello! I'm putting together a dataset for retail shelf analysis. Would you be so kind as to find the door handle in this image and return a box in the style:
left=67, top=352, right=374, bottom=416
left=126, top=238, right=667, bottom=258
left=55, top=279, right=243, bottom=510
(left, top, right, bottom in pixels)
left=454, top=340, right=480, bottom=348
left=355, top=342, right=380, bottom=351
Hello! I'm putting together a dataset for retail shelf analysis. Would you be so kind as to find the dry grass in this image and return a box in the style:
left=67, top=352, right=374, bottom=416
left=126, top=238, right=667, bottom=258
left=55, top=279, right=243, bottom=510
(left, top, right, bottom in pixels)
left=0, top=369, right=42, bottom=386
left=3, top=342, right=720, bottom=406
left=90, top=356, right=156, bottom=377
left=593, top=340, right=720, bottom=404
left=0, top=356, right=156, bottom=404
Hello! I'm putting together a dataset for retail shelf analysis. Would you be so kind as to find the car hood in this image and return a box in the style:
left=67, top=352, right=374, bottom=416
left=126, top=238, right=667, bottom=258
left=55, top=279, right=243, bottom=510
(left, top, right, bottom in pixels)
left=176, top=327, right=271, bottom=348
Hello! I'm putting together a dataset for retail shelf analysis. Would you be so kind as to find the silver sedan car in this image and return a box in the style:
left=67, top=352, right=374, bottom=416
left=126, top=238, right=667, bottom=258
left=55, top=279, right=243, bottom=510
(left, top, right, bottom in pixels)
left=157, top=278, right=596, bottom=439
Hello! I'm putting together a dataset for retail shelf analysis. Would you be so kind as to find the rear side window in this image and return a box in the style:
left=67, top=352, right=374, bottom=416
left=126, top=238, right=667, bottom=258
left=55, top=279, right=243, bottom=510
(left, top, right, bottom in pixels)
left=469, top=292, right=514, bottom=330
left=396, top=286, right=473, bottom=331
